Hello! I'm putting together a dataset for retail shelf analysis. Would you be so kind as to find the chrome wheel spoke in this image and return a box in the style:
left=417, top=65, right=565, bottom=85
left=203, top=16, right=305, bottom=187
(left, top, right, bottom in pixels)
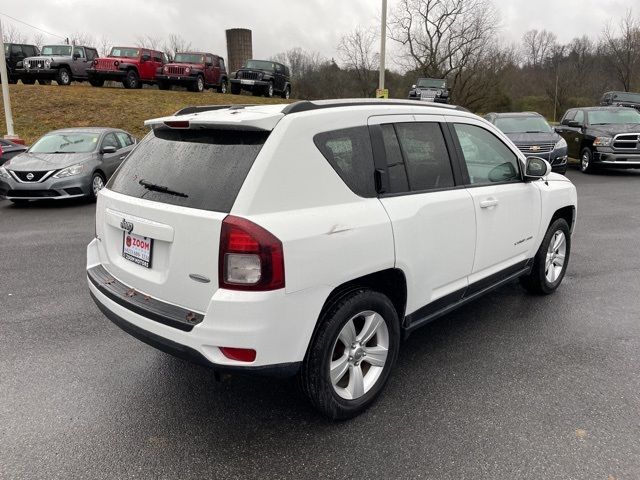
left=346, top=364, right=364, bottom=399
left=330, top=354, right=349, bottom=385
left=357, top=312, right=383, bottom=344
left=338, top=319, right=357, bottom=347
left=553, top=233, right=565, bottom=252
left=363, top=345, right=387, bottom=367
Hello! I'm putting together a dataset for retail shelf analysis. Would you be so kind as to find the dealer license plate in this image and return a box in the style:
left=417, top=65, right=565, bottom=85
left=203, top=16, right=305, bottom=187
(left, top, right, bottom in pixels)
left=122, top=232, right=153, bottom=268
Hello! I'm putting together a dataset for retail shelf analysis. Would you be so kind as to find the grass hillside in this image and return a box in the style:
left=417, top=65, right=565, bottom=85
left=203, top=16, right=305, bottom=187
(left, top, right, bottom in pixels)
left=0, top=84, right=290, bottom=144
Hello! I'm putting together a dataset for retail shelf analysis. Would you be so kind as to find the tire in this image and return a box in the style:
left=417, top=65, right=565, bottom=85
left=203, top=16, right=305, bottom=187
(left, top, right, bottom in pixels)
left=264, top=81, right=274, bottom=98
left=230, top=83, right=241, bottom=95
left=123, top=70, right=139, bottom=89
left=89, top=171, right=106, bottom=201
left=300, top=289, right=400, bottom=420
left=89, top=78, right=105, bottom=87
left=217, top=79, right=227, bottom=94
left=21, top=79, right=35, bottom=85
left=281, top=85, right=291, bottom=99
left=580, top=147, right=596, bottom=174
left=57, top=67, right=71, bottom=86
left=38, top=79, right=52, bottom=85
left=191, top=75, right=204, bottom=92
left=520, top=218, right=571, bottom=295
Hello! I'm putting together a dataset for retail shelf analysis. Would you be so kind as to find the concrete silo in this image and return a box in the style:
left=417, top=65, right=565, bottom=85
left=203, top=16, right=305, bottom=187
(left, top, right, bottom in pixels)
left=226, top=28, right=253, bottom=73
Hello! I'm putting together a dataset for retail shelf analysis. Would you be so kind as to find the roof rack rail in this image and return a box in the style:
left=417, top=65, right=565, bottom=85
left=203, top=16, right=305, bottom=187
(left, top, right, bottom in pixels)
left=282, top=100, right=469, bottom=115
left=174, top=104, right=257, bottom=116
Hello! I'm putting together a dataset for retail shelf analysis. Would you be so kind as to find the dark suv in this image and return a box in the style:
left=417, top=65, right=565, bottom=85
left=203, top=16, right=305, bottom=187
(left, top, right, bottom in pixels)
left=485, top=112, right=568, bottom=174
left=230, top=59, right=291, bottom=98
left=555, top=107, right=640, bottom=173
left=600, top=91, right=640, bottom=111
left=408, top=77, right=449, bottom=103
left=87, top=47, right=167, bottom=89
left=17, top=44, right=99, bottom=86
left=156, top=52, right=228, bottom=93
left=3, top=43, right=39, bottom=84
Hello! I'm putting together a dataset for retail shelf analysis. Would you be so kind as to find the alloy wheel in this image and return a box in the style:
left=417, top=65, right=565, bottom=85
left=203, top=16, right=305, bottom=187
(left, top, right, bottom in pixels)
left=330, top=310, right=389, bottom=400
left=581, top=152, right=590, bottom=171
left=60, top=71, right=69, bottom=84
left=197, top=77, right=204, bottom=92
left=545, top=230, right=566, bottom=283
left=92, top=175, right=105, bottom=196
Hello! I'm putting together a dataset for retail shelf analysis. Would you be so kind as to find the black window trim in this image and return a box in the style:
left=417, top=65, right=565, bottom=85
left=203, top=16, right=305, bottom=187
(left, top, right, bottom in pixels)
left=446, top=121, right=525, bottom=188
left=369, top=120, right=464, bottom=199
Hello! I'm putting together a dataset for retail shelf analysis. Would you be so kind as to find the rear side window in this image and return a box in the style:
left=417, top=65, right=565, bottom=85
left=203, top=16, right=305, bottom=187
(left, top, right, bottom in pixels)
left=108, top=129, right=269, bottom=212
left=314, top=126, right=376, bottom=197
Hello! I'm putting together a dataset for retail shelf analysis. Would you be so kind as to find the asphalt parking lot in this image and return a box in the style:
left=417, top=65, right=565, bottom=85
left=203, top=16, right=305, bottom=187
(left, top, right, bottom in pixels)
left=1, top=168, right=639, bottom=480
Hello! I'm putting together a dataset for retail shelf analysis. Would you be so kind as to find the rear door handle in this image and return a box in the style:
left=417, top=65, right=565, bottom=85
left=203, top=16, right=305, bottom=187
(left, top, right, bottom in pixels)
left=480, top=198, right=499, bottom=209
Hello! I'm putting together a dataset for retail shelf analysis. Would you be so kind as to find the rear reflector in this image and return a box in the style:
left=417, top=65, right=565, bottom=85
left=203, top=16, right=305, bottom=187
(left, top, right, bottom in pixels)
left=220, top=347, right=257, bottom=362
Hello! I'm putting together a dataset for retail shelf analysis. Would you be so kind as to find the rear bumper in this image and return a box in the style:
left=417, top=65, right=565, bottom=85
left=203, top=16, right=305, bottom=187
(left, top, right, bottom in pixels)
left=0, top=173, right=92, bottom=200
left=86, top=239, right=329, bottom=376
left=593, top=149, right=640, bottom=168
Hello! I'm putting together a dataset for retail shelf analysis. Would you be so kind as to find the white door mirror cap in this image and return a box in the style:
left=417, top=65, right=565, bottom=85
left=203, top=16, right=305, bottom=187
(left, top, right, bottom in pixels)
left=524, top=157, right=552, bottom=180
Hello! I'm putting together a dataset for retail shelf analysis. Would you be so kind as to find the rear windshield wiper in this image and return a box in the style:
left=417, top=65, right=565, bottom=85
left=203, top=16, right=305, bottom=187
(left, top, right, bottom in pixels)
left=139, top=179, right=188, bottom=198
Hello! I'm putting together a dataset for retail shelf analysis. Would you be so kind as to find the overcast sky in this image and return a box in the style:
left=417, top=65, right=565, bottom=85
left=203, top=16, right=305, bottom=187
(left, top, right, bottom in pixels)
left=2, top=0, right=638, bottom=69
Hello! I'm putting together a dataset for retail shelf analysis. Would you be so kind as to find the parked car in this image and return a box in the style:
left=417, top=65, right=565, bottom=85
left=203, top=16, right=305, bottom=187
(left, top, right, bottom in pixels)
left=87, top=47, right=167, bottom=89
left=0, top=128, right=136, bottom=204
left=0, top=139, right=28, bottom=166
left=16, top=44, right=99, bottom=86
left=156, top=52, right=228, bottom=93
left=230, top=59, right=291, bottom=98
left=86, top=99, right=577, bottom=420
left=485, top=112, right=568, bottom=174
left=3, top=43, right=39, bottom=84
left=408, top=77, right=450, bottom=103
left=555, top=106, right=640, bottom=173
left=600, top=91, right=640, bottom=111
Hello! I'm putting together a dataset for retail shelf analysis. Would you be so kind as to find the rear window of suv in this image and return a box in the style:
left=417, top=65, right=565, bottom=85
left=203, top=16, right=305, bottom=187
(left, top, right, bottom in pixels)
left=107, top=128, right=269, bottom=212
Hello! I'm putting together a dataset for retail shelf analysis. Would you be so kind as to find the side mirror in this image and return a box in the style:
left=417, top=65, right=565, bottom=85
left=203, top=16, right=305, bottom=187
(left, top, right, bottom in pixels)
left=141, top=54, right=151, bottom=62
left=567, top=120, right=581, bottom=128
left=554, top=126, right=563, bottom=134
left=524, top=157, right=551, bottom=180
left=73, top=53, right=80, bottom=60
left=412, top=84, right=416, bottom=89
left=101, top=145, right=117, bottom=154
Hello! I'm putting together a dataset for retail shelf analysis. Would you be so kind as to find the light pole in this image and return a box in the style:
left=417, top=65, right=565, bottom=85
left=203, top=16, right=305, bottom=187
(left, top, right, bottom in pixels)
left=379, top=0, right=387, bottom=94
left=0, top=18, right=16, bottom=138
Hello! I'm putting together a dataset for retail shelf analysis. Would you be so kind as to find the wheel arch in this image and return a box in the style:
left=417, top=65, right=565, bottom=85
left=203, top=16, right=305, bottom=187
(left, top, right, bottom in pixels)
left=550, top=205, right=575, bottom=233
left=303, top=268, right=408, bottom=361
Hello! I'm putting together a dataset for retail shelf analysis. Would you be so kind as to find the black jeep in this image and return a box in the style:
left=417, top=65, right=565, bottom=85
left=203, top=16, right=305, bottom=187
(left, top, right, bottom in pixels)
left=408, top=77, right=449, bottom=103
left=600, top=91, right=640, bottom=111
left=3, top=43, right=39, bottom=84
left=230, top=59, right=291, bottom=98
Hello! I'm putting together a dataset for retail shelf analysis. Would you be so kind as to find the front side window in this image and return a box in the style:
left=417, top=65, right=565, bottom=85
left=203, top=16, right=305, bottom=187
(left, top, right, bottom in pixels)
left=102, top=133, right=121, bottom=150
left=453, top=123, right=520, bottom=185
left=574, top=110, right=584, bottom=125
left=562, top=110, right=576, bottom=125
left=73, top=47, right=85, bottom=58
left=29, top=132, right=100, bottom=154
left=314, top=127, right=376, bottom=197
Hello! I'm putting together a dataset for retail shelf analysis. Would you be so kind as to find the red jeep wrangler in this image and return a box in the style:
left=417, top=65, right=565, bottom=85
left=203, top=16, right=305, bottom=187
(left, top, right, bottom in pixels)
left=87, top=47, right=167, bottom=89
left=156, top=52, right=228, bottom=93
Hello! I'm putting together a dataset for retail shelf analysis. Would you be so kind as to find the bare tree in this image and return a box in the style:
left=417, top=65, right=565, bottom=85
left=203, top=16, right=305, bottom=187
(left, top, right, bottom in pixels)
left=2, top=23, right=27, bottom=44
left=521, top=29, right=558, bottom=67
left=31, top=33, right=45, bottom=49
left=136, top=35, right=162, bottom=50
left=337, top=26, right=379, bottom=97
left=162, top=34, right=193, bottom=61
left=97, top=35, right=112, bottom=57
left=602, top=9, right=640, bottom=91
left=388, top=0, right=499, bottom=103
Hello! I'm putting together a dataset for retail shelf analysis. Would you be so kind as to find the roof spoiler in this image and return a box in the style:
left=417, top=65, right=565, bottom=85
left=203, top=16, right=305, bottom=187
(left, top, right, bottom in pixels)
left=174, top=104, right=258, bottom=116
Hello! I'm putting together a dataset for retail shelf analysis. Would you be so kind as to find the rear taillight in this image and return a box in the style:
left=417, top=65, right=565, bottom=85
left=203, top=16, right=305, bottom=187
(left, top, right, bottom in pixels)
left=219, top=216, right=284, bottom=291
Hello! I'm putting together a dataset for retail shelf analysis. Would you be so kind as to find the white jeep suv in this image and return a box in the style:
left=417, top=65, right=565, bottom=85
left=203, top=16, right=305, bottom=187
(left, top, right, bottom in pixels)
left=87, top=100, right=577, bottom=419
